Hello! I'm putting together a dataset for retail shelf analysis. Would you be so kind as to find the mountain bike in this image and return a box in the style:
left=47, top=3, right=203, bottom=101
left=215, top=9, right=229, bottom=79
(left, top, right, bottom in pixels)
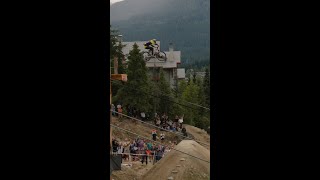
left=142, top=45, right=167, bottom=62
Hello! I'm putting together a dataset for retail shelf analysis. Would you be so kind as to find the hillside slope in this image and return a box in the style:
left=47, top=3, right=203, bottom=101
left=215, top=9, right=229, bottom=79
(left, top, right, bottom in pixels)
left=142, top=140, right=210, bottom=180
left=184, top=124, right=210, bottom=150
left=111, top=117, right=211, bottom=180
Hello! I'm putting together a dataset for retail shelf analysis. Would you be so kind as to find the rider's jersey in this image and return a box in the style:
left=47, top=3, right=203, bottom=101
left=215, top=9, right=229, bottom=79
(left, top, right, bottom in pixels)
left=144, top=39, right=157, bottom=48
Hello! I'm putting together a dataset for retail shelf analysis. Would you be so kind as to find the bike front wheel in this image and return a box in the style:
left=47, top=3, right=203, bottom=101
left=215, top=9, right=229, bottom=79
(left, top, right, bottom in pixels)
left=158, top=51, right=167, bottom=61
left=142, top=52, right=151, bottom=62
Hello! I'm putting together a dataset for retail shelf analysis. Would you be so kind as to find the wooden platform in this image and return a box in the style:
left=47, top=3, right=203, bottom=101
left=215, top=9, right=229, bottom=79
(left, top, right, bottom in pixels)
left=111, top=74, right=127, bottom=82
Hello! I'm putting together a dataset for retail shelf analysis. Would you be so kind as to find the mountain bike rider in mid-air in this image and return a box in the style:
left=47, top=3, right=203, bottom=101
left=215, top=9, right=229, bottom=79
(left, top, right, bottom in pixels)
left=144, top=39, right=158, bottom=56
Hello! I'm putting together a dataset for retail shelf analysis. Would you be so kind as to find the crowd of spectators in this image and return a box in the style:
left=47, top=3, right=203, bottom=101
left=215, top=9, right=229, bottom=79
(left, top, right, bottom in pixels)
left=111, top=103, right=188, bottom=137
left=111, top=104, right=123, bottom=118
left=111, top=104, right=188, bottom=166
left=111, top=136, right=176, bottom=165
left=154, top=113, right=187, bottom=136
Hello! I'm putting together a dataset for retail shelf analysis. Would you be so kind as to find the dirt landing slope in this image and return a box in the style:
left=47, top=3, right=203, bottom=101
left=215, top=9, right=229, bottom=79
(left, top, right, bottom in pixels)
left=184, top=124, right=210, bottom=150
left=142, top=140, right=210, bottom=180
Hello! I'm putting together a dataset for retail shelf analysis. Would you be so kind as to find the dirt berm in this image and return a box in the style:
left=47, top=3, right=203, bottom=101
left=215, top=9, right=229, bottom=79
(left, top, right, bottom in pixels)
left=142, top=140, right=210, bottom=180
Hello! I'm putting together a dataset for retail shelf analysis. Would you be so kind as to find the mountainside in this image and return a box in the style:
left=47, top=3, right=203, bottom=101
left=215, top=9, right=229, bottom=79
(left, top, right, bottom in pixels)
left=111, top=0, right=210, bottom=65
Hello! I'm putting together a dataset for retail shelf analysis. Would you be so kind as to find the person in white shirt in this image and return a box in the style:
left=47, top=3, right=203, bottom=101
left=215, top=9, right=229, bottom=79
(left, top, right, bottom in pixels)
left=178, top=115, right=184, bottom=125
left=111, top=104, right=116, bottom=116
left=156, top=118, right=161, bottom=127
left=117, top=142, right=124, bottom=154
left=160, top=133, right=165, bottom=141
left=141, top=112, right=145, bottom=120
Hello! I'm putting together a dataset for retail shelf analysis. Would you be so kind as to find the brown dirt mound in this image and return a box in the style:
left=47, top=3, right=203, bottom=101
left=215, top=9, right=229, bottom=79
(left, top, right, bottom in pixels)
left=142, top=140, right=210, bottom=180
left=111, top=165, right=139, bottom=180
left=184, top=124, right=210, bottom=150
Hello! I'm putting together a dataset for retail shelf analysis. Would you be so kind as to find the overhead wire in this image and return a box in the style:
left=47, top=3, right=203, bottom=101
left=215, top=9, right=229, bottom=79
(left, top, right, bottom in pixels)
left=110, top=78, right=210, bottom=112
left=110, top=152, right=162, bottom=158
left=110, top=78, right=210, bottom=111
left=111, top=110, right=210, bottom=147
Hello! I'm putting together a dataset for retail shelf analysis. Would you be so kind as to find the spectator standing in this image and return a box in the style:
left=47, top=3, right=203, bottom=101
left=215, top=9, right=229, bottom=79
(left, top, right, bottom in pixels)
left=156, top=149, right=163, bottom=162
left=117, top=105, right=122, bottom=119
left=172, top=122, right=177, bottom=132
left=174, top=115, right=179, bottom=123
left=130, top=140, right=138, bottom=161
left=117, top=142, right=124, bottom=155
left=146, top=141, right=153, bottom=162
left=111, top=104, right=116, bottom=116
left=141, top=149, right=148, bottom=165
left=161, top=113, right=165, bottom=121
left=164, top=113, right=168, bottom=122
left=112, top=139, right=118, bottom=153
left=156, top=117, right=161, bottom=127
left=147, top=141, right=152, bottom=150
left=152, top=129, right=157, bottom=141
left=146, top=148, right=151, bottom=162
left=160, top=133, right=165, bottom=141
left=166, top=125, right=170, bottom=130
left=178, top=115, right=184, bottom=125
left=140, top=112, right=146, bottom=121
left=123, top=143, right=130, bottom=161
left=182, top=126, right=187, bottom=137
left=161, top=121, right=166, bottom=131
left=138, top=139, right=144, bottom=155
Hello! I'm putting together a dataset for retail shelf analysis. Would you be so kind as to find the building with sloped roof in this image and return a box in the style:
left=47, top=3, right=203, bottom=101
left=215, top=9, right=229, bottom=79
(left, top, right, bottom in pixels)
left=121, top=40, right=185, bottom=89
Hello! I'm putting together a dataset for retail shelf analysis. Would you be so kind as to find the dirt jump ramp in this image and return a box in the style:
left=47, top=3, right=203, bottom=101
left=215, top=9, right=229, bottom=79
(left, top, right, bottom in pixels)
left=142, top=140, right=210, bottom=180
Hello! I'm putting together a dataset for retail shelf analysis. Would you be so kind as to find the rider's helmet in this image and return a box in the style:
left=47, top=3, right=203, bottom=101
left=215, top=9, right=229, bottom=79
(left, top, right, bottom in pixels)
left=152, top=39, right=157, bottom=42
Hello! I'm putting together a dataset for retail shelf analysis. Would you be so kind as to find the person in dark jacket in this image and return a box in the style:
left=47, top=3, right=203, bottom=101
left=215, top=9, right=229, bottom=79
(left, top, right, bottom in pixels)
left=112, top=139, right=118, bottom=153
left=141, top=149, right=148, bottom=165
left=182, top=127, right=187, bottom=137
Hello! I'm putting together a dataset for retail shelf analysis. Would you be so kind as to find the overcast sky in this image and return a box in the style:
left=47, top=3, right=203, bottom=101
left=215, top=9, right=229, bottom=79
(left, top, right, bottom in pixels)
left=110, top=0, right=124, bottom=4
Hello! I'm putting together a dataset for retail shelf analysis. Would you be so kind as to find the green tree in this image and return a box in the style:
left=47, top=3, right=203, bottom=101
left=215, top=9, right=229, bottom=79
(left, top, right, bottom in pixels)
left=172, top=80, right=187, bottom=116
left=116, top=41, right=126, bottom=74
left=115, top=43, right=151, bottom=112
left=180, top=80, right=200, bottom=125
left=110, top=26, right=126, bottom=74
left=192, top=71, right=197, bottom=83
left=193, top=67, right=210, bottom=130
left=110, top=25, right=119, bottom=59
left=150, top=80, right=160, bottom=114
left=203, top=68, right=210, bottom=107
left=157, top=68, right=173, bottom=115
left=110, top=26, right=127, bottom=97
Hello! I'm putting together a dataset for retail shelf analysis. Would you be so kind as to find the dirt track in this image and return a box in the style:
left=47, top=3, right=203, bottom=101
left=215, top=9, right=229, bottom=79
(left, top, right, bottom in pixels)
left=111, top=117, right=211, bottom=180
left=142, top=140, right=210, bottom=180
left=184, top=125, right=210, bottom=150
